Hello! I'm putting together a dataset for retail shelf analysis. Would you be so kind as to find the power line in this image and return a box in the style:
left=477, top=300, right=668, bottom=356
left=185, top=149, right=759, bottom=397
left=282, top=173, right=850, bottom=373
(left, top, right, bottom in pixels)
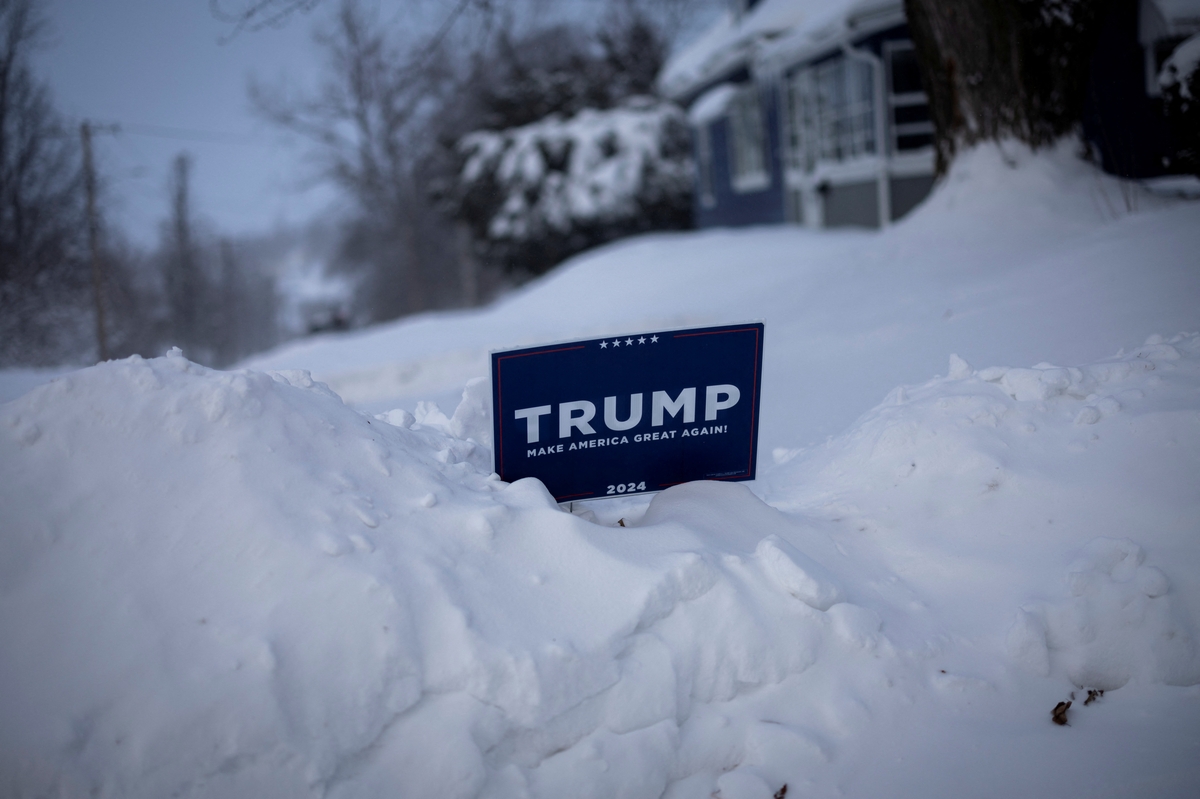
left=425, top=0, right=478, bottom=57
left=115, top=121, right=266, bottom=146
left=58, top=118, right=269, bottom=146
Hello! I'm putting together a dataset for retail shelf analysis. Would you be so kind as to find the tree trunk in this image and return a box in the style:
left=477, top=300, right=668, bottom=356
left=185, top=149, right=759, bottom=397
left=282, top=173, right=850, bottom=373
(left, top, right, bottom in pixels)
left=903, top=0, right=1115, bottom=174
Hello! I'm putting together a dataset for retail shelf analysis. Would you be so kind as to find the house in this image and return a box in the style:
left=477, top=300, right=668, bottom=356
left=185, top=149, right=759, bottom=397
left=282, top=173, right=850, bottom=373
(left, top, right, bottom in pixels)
left=659, top=0, right=935, bottom=230
left=660, top=0, right=1200, bottom=231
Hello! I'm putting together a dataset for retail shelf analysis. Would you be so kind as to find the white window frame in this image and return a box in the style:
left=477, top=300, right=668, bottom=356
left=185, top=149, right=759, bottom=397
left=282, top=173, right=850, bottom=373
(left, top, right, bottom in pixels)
left=818, top=56, right=876, bottom=162
left=728, top=85, right=770, bottom=193
left=883, top=40, right=934, bottom=154
left=784, top=68, right=816, bottom=174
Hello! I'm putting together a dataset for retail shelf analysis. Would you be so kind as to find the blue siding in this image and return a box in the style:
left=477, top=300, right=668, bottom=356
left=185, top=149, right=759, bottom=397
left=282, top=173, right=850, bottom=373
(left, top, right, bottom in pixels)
left=693, top=86, right=787, bottom=228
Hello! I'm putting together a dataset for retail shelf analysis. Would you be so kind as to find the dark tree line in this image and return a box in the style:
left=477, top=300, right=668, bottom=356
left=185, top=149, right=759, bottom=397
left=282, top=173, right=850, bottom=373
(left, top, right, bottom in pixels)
left=2, top=0, right=691, bottom=366
left=0, top=0, right=88, bottom=364
left=0, top=0, right=296, bottom=367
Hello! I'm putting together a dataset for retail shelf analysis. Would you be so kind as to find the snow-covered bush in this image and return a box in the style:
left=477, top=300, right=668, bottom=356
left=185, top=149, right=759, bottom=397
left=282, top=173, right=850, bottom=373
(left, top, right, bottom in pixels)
left=455, top=97, right=693, bottom=277
left=1159, top=32, right=1200, bottom=175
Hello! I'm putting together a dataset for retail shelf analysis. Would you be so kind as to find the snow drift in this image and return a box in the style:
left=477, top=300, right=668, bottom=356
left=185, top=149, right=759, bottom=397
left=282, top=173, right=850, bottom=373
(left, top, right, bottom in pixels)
left=3, top=144, right=1200, bottom=797
left=0, top=348, right=861, bottom=797
left=4, top=332, right=1199, bottom=796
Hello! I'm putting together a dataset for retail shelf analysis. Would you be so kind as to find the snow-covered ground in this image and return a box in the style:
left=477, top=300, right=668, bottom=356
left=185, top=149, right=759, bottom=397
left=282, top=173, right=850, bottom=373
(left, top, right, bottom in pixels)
left=2, top=143, right=1199, bottom=798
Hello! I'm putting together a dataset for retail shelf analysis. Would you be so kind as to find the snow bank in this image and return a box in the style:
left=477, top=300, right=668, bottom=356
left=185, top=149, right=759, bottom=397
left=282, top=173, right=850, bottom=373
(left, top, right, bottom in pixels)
left=0, top=349, right=862, bottom=797
left=4, top=329, right=1200, bottom=796
left=4, top=144, right=1200, bottom=796
left=768, top=334, right=1200, bottom=691
left=899, top=138, right=1168, bottom=234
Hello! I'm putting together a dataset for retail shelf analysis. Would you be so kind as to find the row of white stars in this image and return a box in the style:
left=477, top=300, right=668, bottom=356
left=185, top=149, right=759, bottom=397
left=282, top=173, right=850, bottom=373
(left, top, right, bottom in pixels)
left=599, top=335, right=658, bottom=349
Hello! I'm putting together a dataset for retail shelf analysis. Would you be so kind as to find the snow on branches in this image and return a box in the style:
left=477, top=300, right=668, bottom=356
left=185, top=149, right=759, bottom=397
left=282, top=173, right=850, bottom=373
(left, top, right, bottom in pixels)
left=1160, top=33, right=1200, bottom=175
left=1160, top=32, right=1200, bottom=102
left=454, top=97, right=693, bottom=276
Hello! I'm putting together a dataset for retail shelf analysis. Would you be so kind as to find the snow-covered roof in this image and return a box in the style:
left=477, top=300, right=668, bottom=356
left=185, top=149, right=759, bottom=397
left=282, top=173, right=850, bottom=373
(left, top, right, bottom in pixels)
left=756, top=0, right=904, bottom=77
left=657, top=0, right=899, bottom=101
left=687, top=82, right=740, bottom=125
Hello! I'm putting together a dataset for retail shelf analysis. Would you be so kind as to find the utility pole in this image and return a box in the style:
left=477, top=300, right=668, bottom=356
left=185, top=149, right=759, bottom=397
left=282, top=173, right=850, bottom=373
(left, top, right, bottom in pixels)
left=455, top=221, right=479, bottom=308
left=168, top=152, right=198, bottom=352
left=80, top=120, right=119, bottom=362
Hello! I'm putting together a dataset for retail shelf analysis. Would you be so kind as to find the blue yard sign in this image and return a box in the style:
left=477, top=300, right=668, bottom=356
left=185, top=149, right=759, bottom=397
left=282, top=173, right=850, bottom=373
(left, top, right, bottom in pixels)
left=491, top=323, right=764, bottom=502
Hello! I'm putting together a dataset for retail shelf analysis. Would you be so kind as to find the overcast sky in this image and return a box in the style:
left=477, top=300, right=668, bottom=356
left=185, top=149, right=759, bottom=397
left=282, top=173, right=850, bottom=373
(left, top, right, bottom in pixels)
left=35, top=0, right=715, bottom=249
left=35, top=0, right=451, bottom=247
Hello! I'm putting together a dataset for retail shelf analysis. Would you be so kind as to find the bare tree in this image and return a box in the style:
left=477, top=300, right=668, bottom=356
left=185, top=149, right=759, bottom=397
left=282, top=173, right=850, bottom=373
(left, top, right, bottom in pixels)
left=210, top=0, right=325, bottom=33
left=0, top=0, right=89, bottom=365
left=250, top=0, right=716, bottom=322
left=252, top=0, right=462, bottom=321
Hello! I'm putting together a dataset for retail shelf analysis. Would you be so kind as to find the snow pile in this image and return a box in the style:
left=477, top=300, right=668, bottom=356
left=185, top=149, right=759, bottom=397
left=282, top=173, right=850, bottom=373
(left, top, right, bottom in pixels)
left=0, top=349, right=869, bottom=797
left=900, top=138, right=1166, bottom=232
left=3, top=145, right=1200, bottom=796
left=1008, top=537, right=1192, bottom=688
left=0, top=350, right=486, bottom=795
left=768, top=334, right=1200, bottom=693
left=457, top=97, right=692, bottom=246
left=4, top=326, right=1200, bottom=796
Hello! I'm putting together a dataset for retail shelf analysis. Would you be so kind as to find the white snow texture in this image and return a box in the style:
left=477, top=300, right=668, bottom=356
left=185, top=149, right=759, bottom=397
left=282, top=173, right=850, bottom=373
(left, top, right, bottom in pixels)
left=3, top=142, right=1200, bottom=797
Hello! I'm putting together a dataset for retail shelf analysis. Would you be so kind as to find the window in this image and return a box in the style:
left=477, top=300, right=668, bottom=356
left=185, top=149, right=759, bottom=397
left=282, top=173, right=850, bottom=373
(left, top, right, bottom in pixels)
left=885, top=41, right=934, bottom=152
left=786, top=55, right=876, bottom=168
left=728, top=86, right=769, bottom=192
left=824, top=57, right=876, bottom=160
left=786, top=41, right=934, bottom=169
